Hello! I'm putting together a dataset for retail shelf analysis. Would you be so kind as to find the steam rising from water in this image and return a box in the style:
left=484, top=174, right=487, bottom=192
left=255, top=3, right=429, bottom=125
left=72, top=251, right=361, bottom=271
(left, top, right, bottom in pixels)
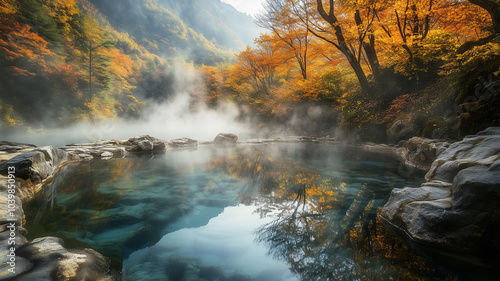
left=3, top=63, right=250, bottom=147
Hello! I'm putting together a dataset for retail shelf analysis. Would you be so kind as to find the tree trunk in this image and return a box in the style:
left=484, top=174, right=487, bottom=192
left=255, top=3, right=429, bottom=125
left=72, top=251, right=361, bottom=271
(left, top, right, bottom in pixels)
left=363, top=34, right=380, bottom=78
left=469, top=0, right=500, bottom=34
left=89, top=42, right=92, bottom=98
left=315, top=0, right=371, bottom=93
left=340, top=43, right=371, bottom=93
left=355, top=10, right=380, bottom=79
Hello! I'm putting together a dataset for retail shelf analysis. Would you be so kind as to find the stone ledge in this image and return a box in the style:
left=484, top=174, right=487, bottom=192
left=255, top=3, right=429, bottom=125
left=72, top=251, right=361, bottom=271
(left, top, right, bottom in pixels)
left=381, top=127, right=500, bottom=258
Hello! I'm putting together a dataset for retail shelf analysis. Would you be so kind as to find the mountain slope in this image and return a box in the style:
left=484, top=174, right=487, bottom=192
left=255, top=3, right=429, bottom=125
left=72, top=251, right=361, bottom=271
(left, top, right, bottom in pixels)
left=84, top=0, right=234, bottom=65
left=157, top=0, right=261, bottom=50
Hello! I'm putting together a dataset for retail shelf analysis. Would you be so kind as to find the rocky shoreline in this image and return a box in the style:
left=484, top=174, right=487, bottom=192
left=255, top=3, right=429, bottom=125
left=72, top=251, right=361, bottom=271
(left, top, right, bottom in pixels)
left=0, top=135, right=194, bottom=280
left=380, top=127, right=500, bottom=274
left=0, top=130, right=497, bottom=280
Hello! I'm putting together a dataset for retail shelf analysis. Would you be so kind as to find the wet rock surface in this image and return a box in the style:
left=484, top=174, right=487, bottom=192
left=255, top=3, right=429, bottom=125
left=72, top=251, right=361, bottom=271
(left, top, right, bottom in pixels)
left=213, top=133, right=238, bottom=146
left=16, top=237, right=116, bottom=281
left=168, top=137, right=198, bottom=148
left=381, top=127, right=500, bottom=259
left=0, top=142, right=36, bottom=154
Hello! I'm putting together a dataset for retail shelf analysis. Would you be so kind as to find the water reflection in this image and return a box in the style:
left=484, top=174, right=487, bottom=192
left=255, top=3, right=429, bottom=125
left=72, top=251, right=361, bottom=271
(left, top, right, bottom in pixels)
left=24, top=144, right=453, bottom=280
left=206, top=145, right=452, bottom=280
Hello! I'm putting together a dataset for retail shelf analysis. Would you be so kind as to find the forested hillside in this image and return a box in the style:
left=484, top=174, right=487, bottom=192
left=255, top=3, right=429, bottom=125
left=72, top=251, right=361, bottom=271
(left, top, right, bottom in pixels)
left=0, top=0, right=254, bottom=128
left=1, top=0, right=499, bottom=142
left=202, top=0, right=500, bottom=141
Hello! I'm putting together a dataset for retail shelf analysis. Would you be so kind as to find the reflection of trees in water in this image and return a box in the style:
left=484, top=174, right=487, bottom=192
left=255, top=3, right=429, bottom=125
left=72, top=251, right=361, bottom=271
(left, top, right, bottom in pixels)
left=25, top=156, right=176, bottom=259
left=208, top=147, right=453, bottom=281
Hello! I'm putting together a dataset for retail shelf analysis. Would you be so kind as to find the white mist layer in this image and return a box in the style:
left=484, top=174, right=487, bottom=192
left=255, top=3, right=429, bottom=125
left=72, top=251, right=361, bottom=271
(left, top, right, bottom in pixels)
left=6, top=99, right=248, bottom=147
left=3, top=64, right=251, bottom=147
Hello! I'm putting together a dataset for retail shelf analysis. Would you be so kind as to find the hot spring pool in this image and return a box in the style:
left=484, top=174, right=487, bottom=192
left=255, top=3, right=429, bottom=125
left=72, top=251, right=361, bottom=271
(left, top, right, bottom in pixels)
left=24, top=143, right=455, bottom=280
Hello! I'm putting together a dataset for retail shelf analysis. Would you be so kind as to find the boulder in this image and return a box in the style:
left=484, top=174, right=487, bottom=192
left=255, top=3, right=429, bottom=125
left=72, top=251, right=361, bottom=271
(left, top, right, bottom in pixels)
left=0, top=152, right=50, bottom=182
left=387, top=119, right=416, bottom=144
left=401, top=137, right=450, bottom=171
left=126, top=136, right=166, bottom=152
left=137, top=140, right=154, bottom=151
left=101, top=151, right=113, bottom=159
left=169, top=138, right=198, bottom=148
left=381, top=127, right=500, bottom=253
left=0, top=255, right=32, bottom=279
left=16, top=237, right=115, bottom=281
left=0, top=147, right=72, bottom=190
left=213, top=133, right=238, bottom=146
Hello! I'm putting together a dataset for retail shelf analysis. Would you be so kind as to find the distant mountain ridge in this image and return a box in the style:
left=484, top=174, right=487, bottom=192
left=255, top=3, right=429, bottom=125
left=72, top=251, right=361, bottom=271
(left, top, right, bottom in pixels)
left=157, top=0, right=260, bottom=50
left=87, top=0, right=259, bottom=59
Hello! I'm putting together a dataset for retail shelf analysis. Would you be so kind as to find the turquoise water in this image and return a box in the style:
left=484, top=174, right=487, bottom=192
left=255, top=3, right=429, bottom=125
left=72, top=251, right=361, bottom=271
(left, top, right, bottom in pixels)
left=25, top=143, right=454, bottom=280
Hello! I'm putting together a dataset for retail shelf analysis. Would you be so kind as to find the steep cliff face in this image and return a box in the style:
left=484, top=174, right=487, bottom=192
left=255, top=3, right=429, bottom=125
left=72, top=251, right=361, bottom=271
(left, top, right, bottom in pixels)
left=381, top=127, right=500, bottom=260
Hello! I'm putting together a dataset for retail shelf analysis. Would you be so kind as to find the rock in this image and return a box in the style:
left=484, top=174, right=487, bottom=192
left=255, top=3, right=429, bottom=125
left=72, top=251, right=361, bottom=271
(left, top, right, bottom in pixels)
left=381, top=127, right=500, bottom=254
left=126, top=136, right=167, bottom=152
left=0, top=141, right=36, bottom=153
left=101, top=151, right=113, bottom=159
left=76, top=154, right=93, bottom=161
left=431, top=160, right=470, bottom=182
left=0, top=255, right=32, bottom=279
left=213, top=133, right=238, bottom=146
left=387, top=119, right=416, bottom=144
left=169, top=138, right=198, bottom=148
left=137, top=140, right=154, bottom=151
left=18, top=237, right=67, bottom=261
left=0, top=152, right=50, bottom=181
left=0, top=192, right=24, bottom=225
left=402, top=137, right=450, bottom=171
left=0, top=147, right=71, bottom=183
left=37, top=146, right=69, bottom=168
left=17, top=237, right=115, bottom=281
left=452, top=164, right=500, bottom=211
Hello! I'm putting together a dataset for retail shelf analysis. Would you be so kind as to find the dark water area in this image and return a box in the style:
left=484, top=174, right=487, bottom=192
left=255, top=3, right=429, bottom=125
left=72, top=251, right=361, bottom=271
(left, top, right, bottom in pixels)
left=24, top=143, right=458, bottom=280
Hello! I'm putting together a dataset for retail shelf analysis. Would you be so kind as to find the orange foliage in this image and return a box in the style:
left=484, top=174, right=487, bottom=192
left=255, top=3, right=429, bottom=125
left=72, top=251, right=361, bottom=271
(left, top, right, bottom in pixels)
left=383, top=94, right=415, bottom=121
left=0, top=21, right=53, bottom=61
left=217, top=0, right=495, bottom=121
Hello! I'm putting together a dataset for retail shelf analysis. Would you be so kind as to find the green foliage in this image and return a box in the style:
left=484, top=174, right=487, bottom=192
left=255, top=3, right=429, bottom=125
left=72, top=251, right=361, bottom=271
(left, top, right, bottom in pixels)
left=19, top=0, right=64, bottom=51
left=316, top=70, right=344, bottom=105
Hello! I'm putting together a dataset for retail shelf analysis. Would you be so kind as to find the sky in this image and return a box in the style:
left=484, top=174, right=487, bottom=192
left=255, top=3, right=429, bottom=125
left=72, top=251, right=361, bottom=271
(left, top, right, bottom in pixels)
left=221, top=0, right=266, bottom=17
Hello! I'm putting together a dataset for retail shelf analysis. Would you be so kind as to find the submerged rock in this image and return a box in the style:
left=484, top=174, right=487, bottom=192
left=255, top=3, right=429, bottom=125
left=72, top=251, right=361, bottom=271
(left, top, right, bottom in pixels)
left=381, top=127, right=500, bottom=255
left=213, top=133, right=238, bottom=146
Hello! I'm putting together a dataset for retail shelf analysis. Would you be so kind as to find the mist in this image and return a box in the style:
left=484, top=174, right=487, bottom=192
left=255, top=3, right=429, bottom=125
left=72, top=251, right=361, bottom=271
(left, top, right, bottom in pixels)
left=2, top=63, right=251, bottom=147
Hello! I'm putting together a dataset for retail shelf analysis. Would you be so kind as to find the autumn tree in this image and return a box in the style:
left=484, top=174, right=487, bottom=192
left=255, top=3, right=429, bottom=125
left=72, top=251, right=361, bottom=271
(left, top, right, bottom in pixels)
left=371, top=0, right=492, bottom=81
left=257, top=0, right=311, bottom=79
left=373, top=0, right=433, bottom=64
left=231, top=35, right=289, bottom=97
left=469, top=0, right=500, bottom=34
left=301, top=0, right=380, bottom=93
